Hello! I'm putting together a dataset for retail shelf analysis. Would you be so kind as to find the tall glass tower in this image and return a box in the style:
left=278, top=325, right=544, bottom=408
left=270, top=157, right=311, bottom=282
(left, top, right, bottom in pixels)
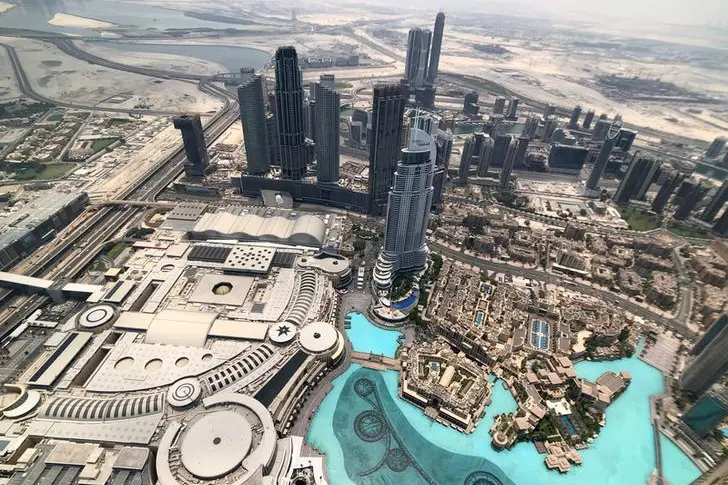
left=373, top=113, right=435, bottom=292
left=274, top=46, right=307, bottom=179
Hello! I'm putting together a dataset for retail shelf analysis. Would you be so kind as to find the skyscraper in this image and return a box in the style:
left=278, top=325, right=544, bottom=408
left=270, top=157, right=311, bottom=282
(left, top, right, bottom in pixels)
left=318, top=73, right=335, bottom=91
left=491, top=134, right=512, bottom=168
left=500, top=136, right=518, bottom=189
left=542, top=116, right=558, bottom=142
left=543, top=104, right=556, bottom=118
left=568, top=105, right=582, bottom=128
left=427, top=12, right=445, bottom=83
left=435, top=129, right=454, bottom=171
left=458, top=136, right=474, bottom=185
left=274, top=46, right=307, bottom=179
left=463, top=91, right=479, bottom=116
left=432, top=129, right=451, bottom=212
left=493, top=97, right=506, bottom=115
left=368, top=84, right=406, bottom=216
left=586, top=122, right=621, bottom=191
left=477, top=136, right=494, bottom=177
left=173, top=114, right=209, bottom=178
left=713, top=208, right=728, bottom=236
left=592, top=119, right=612, bottom=141
left=614, top=156, right=658, bottom=204
left=266, top=113, right=280, bottom=166
left=304, top=98, right=316, bottom=142
left=615, top=129, right=637, bottom=152
left=506, top=98, right=519, bottom=120
left=706, top=136, right=727, bottom=159
left=582, top=110, right=595, bottom=130
left=405, top=28, right=431, bottom=89
left=700, top=181, right=728, bottom=222
left=373, top=120, right=435, bottom=292
left=521, top=116, right=539, bottom=139
left=652, top=171, right=682, bottom=213
left=674, top=183, right=707, bottom=220
left=682, top=383, right=728, bottom=438
left=681, top=314, right=728, bottom=395
left=238, top=74, right=270, bottom=175
left=514, top=136, right=530, bottom=169
left=635, top=158, right=661, bottom=200
left=691, top=315, right=728, bottom=356
left=312, top=82, right=340, bottom=183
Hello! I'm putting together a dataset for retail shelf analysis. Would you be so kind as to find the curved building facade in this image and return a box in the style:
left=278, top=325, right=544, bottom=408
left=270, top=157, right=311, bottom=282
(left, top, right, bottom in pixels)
left=190, top=213, right=326, bottom=247
left=374, top=126, right=435, bottom=291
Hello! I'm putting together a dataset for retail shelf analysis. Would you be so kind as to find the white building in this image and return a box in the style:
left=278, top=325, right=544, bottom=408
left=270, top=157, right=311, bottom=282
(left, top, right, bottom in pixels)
left=373, top=112, right=435, bottom=292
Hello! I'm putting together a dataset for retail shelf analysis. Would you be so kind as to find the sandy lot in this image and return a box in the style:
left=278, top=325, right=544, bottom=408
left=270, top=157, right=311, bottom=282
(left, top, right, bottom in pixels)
left=81, top=119, right=183, bottom=199
left=0, top=2, right=14, bottom=14
left=432, top=27, right=728, bottom=142
left=78, top=41, right=227, bottom=76
left=0, top=36, right=224, bottom=114
left=0, top=47, right=20, bottom=100
left=48, top=12, right=116, bottom=29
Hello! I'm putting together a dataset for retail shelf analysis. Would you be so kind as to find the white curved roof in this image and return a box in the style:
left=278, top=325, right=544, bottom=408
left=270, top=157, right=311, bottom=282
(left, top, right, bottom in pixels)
left=190, top=213, right=326, bottom=247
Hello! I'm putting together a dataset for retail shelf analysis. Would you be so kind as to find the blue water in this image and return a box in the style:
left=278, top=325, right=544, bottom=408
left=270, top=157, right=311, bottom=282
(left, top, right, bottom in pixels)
left=0, top=0, right=243, bottom=34
left=345, top=312, right=401, bottom=358
left=660, top=435, right=701, bottom=484
left=308, top=331, right=702, bottom=485
left=475, top=310, right=485, bottom=325
left=99, top=42, right=271, bottom=73
left=560, top=415, right=578, bottom=436
left=392, top=290, right=419, bottom=310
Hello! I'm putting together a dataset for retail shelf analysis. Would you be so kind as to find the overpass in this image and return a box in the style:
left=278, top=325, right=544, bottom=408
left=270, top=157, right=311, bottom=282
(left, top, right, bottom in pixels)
left=94, top=200, right=176, bottom=209
left=0, top=272, right=103, bottom=303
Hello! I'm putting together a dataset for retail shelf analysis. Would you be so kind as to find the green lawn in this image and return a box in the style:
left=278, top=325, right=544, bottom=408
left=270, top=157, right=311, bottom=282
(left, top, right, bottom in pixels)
left=335, top=80, right=353, bottom=90
left=46, top=112, right=64, bottom=122
left=667, top=220, right=713, bottom=239
left=107, top=118, right=134, bottom=127
left=37, top=163, right=75, bottom=179
left=90, top=137, right=119, bottom=153
left=105, top=242, right=129, bottom=260
left=619, top=206, right=663, bottom=231
left=9, top=162, right=75, bottom=180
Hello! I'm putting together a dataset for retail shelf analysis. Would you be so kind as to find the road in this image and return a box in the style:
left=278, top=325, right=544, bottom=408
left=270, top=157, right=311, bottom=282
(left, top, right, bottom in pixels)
left=0, top=38, right=239, bottom=338
left=0, top=42, right=183, bottom=115
left=429, top=241, right=696, bottom=338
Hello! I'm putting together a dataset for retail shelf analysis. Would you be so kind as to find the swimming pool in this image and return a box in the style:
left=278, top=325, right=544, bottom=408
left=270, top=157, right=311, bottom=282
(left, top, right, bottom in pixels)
left=307, top=342, right=701, bottom=485
left=392, top=289, right=419, bottom=311
left=474, top=311, right=485, bottom=326
left=345, top=312, right=402, bottom=358
left=560, top=415, right=578, bottom=437
left=530, top=319, right=550, bottom=350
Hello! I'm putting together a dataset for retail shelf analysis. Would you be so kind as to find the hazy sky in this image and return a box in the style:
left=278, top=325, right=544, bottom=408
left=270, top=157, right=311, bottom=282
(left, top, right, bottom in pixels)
left=407, top=0, right=728, bottom=25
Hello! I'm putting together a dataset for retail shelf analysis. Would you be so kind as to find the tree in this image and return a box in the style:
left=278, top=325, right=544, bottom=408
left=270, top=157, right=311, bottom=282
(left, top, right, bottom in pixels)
left=580, top=208, right=588, bottom=216
left=353, top=239, right=366, bottom=251
left=464, top=236, right=475, bottom=250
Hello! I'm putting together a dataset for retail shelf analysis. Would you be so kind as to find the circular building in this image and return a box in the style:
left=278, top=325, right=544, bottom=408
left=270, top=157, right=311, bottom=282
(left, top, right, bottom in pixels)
left=156, top=394, right=277, bottom=485
left=167, top=377, right=202, bottom=409
left=299, top=322, right=345, bottom=363
left=76, top=304, right=117, bottom=330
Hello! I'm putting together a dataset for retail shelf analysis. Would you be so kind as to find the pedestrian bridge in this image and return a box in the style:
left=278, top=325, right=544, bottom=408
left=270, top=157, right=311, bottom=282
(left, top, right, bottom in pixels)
left=350, top=351, right=400, bottom=371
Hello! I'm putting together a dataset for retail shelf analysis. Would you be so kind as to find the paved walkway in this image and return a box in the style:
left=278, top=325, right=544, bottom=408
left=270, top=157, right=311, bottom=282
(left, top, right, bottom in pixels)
left=351, top=351, right=400, bottom=371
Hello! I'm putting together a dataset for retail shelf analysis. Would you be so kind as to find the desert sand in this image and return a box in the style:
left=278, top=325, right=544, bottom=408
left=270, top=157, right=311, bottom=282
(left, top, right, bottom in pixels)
left=48, top=13, right=116, bottom=29
left=0, top=36, right=224, bottom=114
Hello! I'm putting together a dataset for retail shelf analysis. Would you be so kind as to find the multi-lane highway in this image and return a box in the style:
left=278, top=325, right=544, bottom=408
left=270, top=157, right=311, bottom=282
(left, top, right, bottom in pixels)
left=0, top=33, right=240, bottom=337
left=0, top=42, right=183, bottom=116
